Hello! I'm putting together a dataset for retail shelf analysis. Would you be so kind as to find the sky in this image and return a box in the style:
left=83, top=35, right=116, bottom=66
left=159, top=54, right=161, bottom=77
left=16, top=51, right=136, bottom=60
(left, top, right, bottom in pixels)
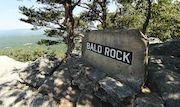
left=0, top=0, right=116, bottom=30
left=0, top=0, right=37, bottom=30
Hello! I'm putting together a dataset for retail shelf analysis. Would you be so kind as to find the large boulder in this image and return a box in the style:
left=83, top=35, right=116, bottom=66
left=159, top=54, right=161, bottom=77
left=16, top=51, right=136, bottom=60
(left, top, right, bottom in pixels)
left=148, top=38, right=180, bottom=107
left=0, top=55, right=58, bottom=107
left=149, top=38, right=180, bottom=57
left=38, top=63, right=74, bottom=102
left=37, top=57, right=81, bottom=106
left=19, top=54, right=63, bottom=88
left=149, top=55, right=180, bottom=74
left=133, top=94, right=164, bottom=107
left=95, top=77, right=136, bottom=107
left=0, top=56, right=29, bottom=84
left=82, top=29, right=149, bottom=92
left=0, top=82, right=57, bottom=107
left=148, top=55, right=180, bottom=107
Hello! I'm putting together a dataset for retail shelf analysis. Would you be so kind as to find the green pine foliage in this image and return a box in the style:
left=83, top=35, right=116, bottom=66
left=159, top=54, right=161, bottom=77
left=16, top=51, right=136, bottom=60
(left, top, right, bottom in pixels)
left=107, top=0, right=179, bottom=41
left=148, top=0, right=180, bottom=41
left=123, top=0, right=179, bottom=41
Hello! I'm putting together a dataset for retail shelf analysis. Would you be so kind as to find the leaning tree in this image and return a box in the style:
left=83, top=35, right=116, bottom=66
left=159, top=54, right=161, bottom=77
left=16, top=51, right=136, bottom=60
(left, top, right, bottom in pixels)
left=19, top=0, right=81, bottom=58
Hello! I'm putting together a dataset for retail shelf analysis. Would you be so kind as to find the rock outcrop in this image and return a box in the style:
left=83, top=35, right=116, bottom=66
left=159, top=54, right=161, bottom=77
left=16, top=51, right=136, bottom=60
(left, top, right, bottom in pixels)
left=0, top=37, right=180, bottom=107
left=0, top=56, right=29, bottom=84
left=147, top=38, right=180, bottom=107
left=19, top=54, right=63, bottom=88
left=149, top=38, right=180, bottom=57
left=0, top=55, right=58, bottom=107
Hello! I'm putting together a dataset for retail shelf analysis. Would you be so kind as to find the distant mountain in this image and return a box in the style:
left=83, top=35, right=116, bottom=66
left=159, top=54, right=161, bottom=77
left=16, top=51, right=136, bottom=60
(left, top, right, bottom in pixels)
left=0, top=29, right=45, bottom=37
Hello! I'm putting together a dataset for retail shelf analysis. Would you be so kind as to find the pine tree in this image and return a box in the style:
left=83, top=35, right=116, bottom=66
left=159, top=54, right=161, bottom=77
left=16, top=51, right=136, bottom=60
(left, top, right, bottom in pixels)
left=20, top=0, right=81, bottom=58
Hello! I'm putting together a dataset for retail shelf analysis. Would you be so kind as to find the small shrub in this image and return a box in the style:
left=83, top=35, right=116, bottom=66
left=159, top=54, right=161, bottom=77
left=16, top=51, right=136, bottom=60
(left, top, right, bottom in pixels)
left=0, top=47, right=65, bottom=62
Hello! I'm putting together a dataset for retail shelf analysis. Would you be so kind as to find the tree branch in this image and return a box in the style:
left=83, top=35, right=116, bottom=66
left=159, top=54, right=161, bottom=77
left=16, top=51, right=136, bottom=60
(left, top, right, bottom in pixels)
left=72, top=0, right=81, bottom=9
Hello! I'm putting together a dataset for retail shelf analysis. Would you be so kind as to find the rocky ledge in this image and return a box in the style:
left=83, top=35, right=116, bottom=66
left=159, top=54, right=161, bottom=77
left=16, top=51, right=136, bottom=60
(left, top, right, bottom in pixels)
left=0, top=38, right=180, bottom=107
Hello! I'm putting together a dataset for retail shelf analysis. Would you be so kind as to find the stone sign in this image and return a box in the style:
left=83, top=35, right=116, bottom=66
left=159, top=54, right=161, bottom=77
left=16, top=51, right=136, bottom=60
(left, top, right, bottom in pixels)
left=82, top=29, right=149, bottom=91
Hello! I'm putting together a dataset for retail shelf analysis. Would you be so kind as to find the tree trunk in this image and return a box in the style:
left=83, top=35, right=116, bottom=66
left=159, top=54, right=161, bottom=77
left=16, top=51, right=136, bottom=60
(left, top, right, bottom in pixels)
left=142, top=0, right=151, bottom=35
left=102, top=0, right=107, bottom=29
left=63, top=0, right=75, bottom=58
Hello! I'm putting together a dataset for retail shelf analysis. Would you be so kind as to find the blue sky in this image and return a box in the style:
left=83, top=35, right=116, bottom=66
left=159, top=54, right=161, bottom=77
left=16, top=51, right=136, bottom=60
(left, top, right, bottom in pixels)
left=0, top=0, right=116, bottom=30
left=0, top=0, right=37, bottom=30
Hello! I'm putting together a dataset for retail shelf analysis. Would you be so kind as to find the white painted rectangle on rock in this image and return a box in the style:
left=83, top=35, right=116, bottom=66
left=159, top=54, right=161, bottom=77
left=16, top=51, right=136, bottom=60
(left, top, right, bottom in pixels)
left=82, top=29, right=149, bottom=92
left=86, top=41, right=133, bottom=65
